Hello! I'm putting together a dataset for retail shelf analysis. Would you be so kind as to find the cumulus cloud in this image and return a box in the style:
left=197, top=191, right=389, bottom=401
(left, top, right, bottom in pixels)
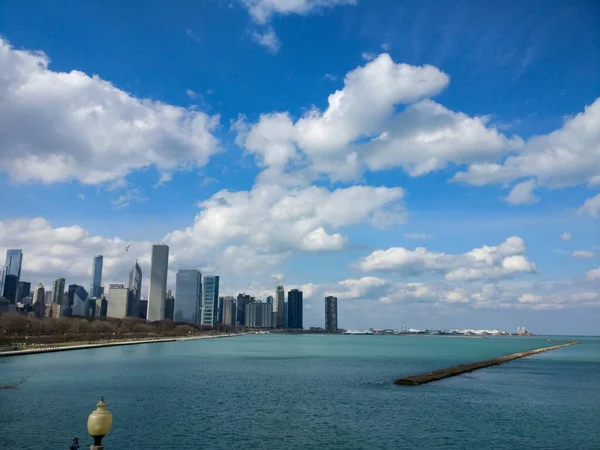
left=242, top=0, right=356, bottom=24
left=454, top=97, right=600, bottom=188
left=0, top=38, right=220, bottom=186
left=586, top=268, right=600, bottom=280
left=235, top=54, right=522, bottom=182
left=356, top=236, right=536, bottom=281
left=503, top=179, right=539, bottom=205
left=572, top=250, right=596, bottom=259
left=251, top=27, right=281, bottom=53
left=560, top=232, right=572, bottom=241
left=577, top=193, right=600, bottom=218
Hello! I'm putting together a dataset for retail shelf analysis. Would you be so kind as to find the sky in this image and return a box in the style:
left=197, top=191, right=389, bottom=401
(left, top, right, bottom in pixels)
left=0, top=0, right=599, bottom=334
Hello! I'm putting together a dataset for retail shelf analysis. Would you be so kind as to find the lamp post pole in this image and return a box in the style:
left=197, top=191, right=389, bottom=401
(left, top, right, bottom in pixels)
left=87, top=397, right=113, bottom=450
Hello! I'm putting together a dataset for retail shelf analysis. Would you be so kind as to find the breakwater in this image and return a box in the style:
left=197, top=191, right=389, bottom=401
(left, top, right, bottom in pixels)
left=395, top=341, right=579, bottom=386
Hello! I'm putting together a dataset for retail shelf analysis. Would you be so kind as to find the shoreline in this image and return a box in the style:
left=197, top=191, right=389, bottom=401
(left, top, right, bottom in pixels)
left=0, top=333, right=246, bottom=358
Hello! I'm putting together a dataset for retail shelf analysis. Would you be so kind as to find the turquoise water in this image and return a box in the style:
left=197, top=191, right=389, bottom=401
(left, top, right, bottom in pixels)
left=1, top=335, right=599, bottom=449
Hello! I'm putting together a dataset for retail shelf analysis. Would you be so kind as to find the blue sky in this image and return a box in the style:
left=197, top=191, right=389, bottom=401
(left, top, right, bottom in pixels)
left=0, top=0, right=599, bottom=334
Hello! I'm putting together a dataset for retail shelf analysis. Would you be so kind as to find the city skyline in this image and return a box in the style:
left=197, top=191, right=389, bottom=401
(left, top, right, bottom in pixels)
left=0, top=1, right=599, bottom=334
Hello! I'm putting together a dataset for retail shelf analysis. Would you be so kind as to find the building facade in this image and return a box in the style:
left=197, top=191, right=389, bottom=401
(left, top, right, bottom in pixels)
left=91, top=255, right=103, bottom=298
left=72, top=286, right=90, bottom=316
left=221, top=296, right=236, bottom=326
left=52, top=278, right=66, bottom=305
left=107, top=284, right=129, bottom=319
left=128, top=261, right=142, bottom=318
left=147, top=244, right=169, bottom=321
left=16, top=281, right=31, bottom=303
left=175, top=269, right=202, bottom=324
left=245, top=301, right=274, bottom=328
left=165, top=296, right=175, bottom=321
left=2, top=249, right=23, bottom=303
left=275, top=285, right=285, bottom=328
left=201, top=275, right=219, bottom=326
left=325, top=296, right=338, bottom=332
left=287, top=289, right=303, bottom=329
left=236, top=293, right=252, bottom=326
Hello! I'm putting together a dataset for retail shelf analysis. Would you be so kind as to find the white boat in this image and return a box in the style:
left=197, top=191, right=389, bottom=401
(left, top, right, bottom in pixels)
left=343, top=330, right=374, bottom=335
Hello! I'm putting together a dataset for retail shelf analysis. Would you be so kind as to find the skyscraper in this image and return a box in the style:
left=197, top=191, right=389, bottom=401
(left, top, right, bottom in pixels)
left=2, top=249, right=23, bottom=303
left=72, top=286, right=90, bottom=316
left=221, top=296, right=236, bottom=326
left=107, top=284, right=129, bottom=319
left=236, top=293, right=252, bottom=326
left=147, top=244, right=169, bottom=321
left=266, top=295, right=274, bottom=306
left=325, top=296, right=338, bottom=332
left=201, top=275, right=219, bottom=326
left=90, top=255, right=103, bottom=298
left=175, top=269, right=202, bottom=324
left=165, top=295, right=175, bottom=321
left=67, top=284, right=79, bottom=308
left=128, top=261, right=142, bottom=318
left=246, top=301, right=274, bottom=328
left=275, top=285, right=285, bottom=328
left=33, top=283, right=45, bottom=317
left=52, top=278, right=66, bottom=305
left=287, top=289, right=303, bottom=329
left=16, top=281, right=31, bottom=303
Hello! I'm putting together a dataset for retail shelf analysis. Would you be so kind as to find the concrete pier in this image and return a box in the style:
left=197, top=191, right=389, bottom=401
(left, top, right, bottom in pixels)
left=395, top=341, right=579, bottom=386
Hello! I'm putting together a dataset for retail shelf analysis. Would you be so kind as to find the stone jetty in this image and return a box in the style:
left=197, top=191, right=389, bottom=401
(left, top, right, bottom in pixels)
left=395, top=341, right=579, bottom=386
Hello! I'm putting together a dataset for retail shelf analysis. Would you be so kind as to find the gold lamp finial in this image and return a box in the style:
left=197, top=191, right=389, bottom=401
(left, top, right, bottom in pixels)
left=87, top=397, right=113, bottom=446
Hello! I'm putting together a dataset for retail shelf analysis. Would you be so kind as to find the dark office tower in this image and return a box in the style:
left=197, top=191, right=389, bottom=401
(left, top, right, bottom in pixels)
left=287, top=289, right=303, bottom=329
left=138, top=300, right=148, bottom=320
left=128, top=261, right=142, bottom=318
left=175, top=269, right=202, bottom=324
left=16, top=281, right=31, bottom=303
left=90, top=255, right=104, bottom=298
left=275, top=286, right=285, bottom=328
left=2, top=249, right=23, bottom=303
left=236, top=293, right=252, bottom=326
left=217, top=297, right=224, bottom=324
left=67, top=284, right=79, bottom=308
left=165, top=295, right=175, bottom=321
left=325, top=296, right=338, bottom=332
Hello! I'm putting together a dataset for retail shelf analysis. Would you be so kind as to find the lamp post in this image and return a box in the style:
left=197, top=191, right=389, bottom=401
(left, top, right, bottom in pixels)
left=87, top=397, right=113, bottom=450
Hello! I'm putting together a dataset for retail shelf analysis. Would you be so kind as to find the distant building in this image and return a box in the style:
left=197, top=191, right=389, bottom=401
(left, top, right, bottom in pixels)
left=266, top=295, right=274, bottom=306
left=175, top=269, right=202, bottom=324
left=67, top=284, right=79, bottom=309
left=44, top=290, right=53, bottom=304
left=275, top=286, right=285, bottom=328
left=33, top=283, right=45, bottom=304
left=284, top=302, right=288, bottom=328
left=138, top=299, right=148, bottom=320
left=16, top=281, right=31, bottom=303
left=2, top=249, right=23, bottom=303
left=95, top=297, right=108, bottom=318
left=246, top=301, right=273, bottom=328
left=45, top=303, right=61, bottom=318
left=287, top=289, right=303, bottom=329
left=107, top=284, right=129, bottom=319
left=201, top=275, right=219, bottom=326
left=91, top=255, right=104, bottom=298
left=128, top=261, right=142, bottom=318
left=165, top=295, right=175, bottom=321
left=236, top=293, right=252, bottom=326
left=325, top=296, right=338, bottom=332
left=72, top=286, right=90, bottom=316
left=221, top=296, right=236, bottom=326
left=147, top=244, right=169, bottom=321
left=52, top=278, right=66, bottom=305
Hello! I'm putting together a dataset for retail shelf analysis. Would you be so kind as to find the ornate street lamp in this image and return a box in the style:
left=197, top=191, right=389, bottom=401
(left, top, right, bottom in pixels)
left=87, top=397, right=113, bottom=450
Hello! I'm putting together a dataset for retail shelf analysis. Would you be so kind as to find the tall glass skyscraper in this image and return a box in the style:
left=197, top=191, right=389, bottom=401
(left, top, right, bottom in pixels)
left=2, top=249, right=23, bottom=303
left=52, top=278, right=66, bottom=305
left=175, top=269, right=202, bottom=324
left=325, top=296, right=338, bottom=332
left=90, top=255, right=103, bottom=298
left=287, top=289, right=303, bottom=329
left=201, top=275, right=219, bottom=326
left=147, top=244, right=169, bottom=321
left=275, top=285, right=285, bottom=328
left=128, top=261, right=142, bottom=318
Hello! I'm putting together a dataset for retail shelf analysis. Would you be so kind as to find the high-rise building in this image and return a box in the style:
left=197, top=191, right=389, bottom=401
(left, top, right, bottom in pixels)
left=67, top=284, right=79, bottom=308
left=90, top=255, right=103, bottom=298
left=266, top=295, right=274, bottom=306
left=325, top=296, right=338, bottom=332
left=33, top=283, right=45, bottom=317
left=138, top=299, right=148, bottom=320
left=45, top=290, right=53, bottom=304
left=107, top=284, right=129, bottom=319
left=165, top=295, right=175, bottom=321
left=284, top=302, right=288, bottom=328
left=2, top=249, right=23, bottom=303
left=275, top=285, right=285, bottom=328
left=201, top=275, right=219, bottom=326
left=236, top=293, right=252, bottom=326
left=221, top=296, right=236, bottom=326
left=72, top=286, right=90, bottom=316
left=175, top=269, right=202, bottom=324
left=95, top=297, right=108, bottom=318
left=16, top=281, right=31, bottom=303
left=52, top=278, right=66, bottom=305
left=128, top=261, right=142, bottom=318
left=287, top=289, right=303, bottom=329
left=147, top=244, right=169, bottom=321
left=245, top=301, right=273, bottom=328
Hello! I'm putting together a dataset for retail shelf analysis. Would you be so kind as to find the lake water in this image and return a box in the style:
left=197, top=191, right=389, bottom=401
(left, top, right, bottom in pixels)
left=1, top=334, right=599, bottom=449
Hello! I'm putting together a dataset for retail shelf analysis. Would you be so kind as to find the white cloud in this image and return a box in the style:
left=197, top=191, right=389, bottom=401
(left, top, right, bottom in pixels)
left=586, top=268, right=600, bottom=280
left=242, top=0, right=356, bottom=24
left=111, top=188, right=148, bottom=210
left=251, top=27, right=281, bottom=53
left=186, top=89, right=198, bottom=99
left=577, top=193, right=600, bottom=218
left=361, top=52, right=376, bottom=61
left=77, top=193, right=85, bottom=200
left=454, top=97, right=600, bottom=188
left=356, top=236, right=536, bottom=281
left=404, top=233, right=432, bottom=240
left=572, top=250, right=596, bottom=259
left=560, top=232, right=571, bottom=241
left=503, top=179, right=539, bottom=205
left=323, top=73, right=337, bottom=81
left=0, top=38, right=220, bottom=186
